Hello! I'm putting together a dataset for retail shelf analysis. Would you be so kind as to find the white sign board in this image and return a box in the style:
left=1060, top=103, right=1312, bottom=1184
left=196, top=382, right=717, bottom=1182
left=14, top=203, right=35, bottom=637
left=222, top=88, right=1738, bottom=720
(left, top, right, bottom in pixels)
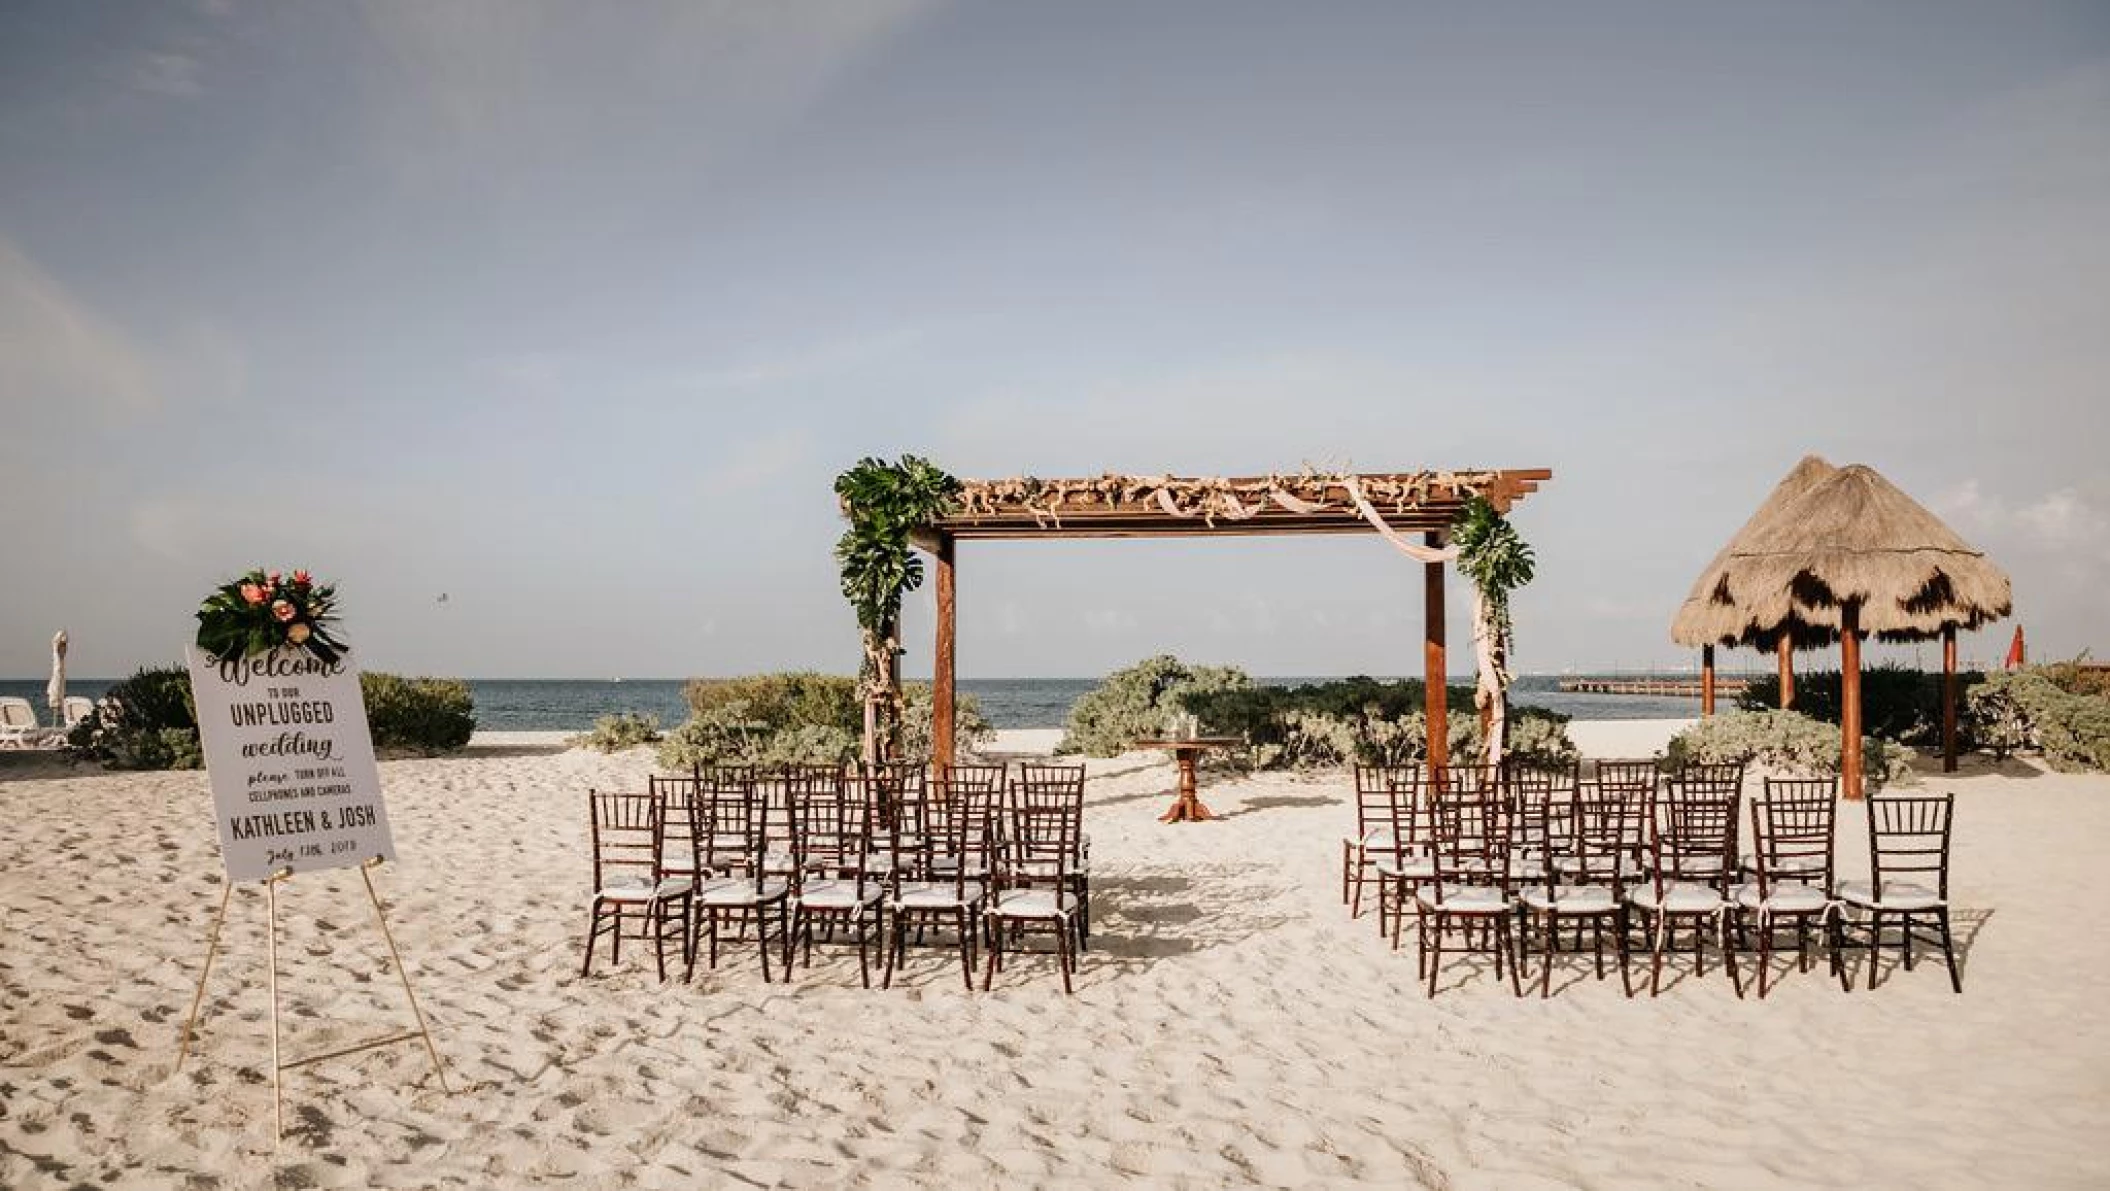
left=187, top=647, right=395, bottom=882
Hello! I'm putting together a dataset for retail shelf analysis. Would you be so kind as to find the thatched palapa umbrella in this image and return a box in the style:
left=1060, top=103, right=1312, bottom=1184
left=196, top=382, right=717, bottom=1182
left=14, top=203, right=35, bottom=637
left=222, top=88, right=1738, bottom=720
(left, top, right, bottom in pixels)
left=1671, top=455, right=1838, bottom=713
left=1699, top=464, right=2011, bottom=795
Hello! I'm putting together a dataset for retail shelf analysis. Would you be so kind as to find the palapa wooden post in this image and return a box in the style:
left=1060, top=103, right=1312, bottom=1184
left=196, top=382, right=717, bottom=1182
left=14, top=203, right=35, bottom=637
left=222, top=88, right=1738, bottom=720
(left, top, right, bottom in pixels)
left=1424, top=531, right=1448, bottom=778
left=933, top=533, right=957, bottom=773
left=1841, top=601, right=1865, bottom=800
left=1777, top=636, right=1795, bottom=709
left=1700, top=645, right=1717, bottom=717
left=1942, top=624, right=1959, bottom=773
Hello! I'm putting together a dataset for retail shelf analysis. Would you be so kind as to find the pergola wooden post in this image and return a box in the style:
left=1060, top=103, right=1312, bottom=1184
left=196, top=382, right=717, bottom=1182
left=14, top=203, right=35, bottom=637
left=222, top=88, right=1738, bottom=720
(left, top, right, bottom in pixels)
left=933, top=532, right=957, bottom=771
left=1777, top=637, right=1795, bottom=709
left=1424, top=531, right=1448, bottom=776
left=1700, top=645, right=1717, bottom=716
left=1841, top=601, right=1865, bottom=800
left=913, top=469, right=1550, bottom=788
left=1941, top=624, right=1959, bottom=773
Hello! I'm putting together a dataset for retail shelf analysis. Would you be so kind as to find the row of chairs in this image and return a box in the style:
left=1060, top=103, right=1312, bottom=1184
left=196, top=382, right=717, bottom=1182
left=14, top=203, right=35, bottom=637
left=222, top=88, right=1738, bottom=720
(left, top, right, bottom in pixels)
left=582, top=763, right=1092, bottom=993
left=1346, top=762, right=1961, bottom=999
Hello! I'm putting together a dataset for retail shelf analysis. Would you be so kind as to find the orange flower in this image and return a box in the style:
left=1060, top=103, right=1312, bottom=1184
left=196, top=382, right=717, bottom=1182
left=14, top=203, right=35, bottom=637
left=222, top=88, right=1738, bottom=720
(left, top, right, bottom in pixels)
left=292, top=570, right=311, bottom=585
left=287, top=623, right=312, bottom=644
left=240, top=583, right=265, bottom=605
left=272, top=599, right=296, bottom=623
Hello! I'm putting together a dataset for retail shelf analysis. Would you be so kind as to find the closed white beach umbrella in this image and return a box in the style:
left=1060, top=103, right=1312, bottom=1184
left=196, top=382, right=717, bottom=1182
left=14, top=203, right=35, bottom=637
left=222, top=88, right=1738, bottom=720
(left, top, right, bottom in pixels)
left=48, top=629, right=67, bottom=725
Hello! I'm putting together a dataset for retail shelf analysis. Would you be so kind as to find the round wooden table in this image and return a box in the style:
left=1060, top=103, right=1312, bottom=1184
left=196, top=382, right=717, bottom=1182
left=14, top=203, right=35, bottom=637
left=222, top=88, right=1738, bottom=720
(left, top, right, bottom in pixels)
left=1135, top=737, right=1241, bottom=823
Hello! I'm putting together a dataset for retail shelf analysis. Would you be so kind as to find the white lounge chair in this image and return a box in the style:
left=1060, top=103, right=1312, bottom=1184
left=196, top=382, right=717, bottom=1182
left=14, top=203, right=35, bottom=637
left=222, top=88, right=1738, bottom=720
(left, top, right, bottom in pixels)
left=62, top=696, right=95, bottom=728
left=0, top=698, right=40, bottom=748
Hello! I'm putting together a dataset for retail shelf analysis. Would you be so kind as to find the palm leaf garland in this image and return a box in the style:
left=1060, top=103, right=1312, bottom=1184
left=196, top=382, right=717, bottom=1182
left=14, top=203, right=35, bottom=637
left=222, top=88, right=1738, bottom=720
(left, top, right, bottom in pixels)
left=834, top=456, right=962, bottom=761
left=1453, top=497, right=1536, bottom=767
left=195, top=568, right=347, bottom=664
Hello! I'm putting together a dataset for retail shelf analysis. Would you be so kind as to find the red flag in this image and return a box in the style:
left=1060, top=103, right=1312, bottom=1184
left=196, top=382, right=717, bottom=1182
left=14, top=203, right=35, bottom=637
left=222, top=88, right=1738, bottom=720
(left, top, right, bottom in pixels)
left=2004, top=625, right=2026, bottom=670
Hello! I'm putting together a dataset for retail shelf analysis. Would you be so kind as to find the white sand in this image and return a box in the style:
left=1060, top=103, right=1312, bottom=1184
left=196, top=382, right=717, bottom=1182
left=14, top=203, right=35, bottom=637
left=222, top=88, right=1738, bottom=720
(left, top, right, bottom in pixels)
left=3, top=740, right=2106, bottom=1188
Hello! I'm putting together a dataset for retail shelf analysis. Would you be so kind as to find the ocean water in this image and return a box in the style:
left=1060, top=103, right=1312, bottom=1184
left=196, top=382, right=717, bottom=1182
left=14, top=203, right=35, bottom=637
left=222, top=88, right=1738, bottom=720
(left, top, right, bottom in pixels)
left=2, top=674, right=1705, bottom=733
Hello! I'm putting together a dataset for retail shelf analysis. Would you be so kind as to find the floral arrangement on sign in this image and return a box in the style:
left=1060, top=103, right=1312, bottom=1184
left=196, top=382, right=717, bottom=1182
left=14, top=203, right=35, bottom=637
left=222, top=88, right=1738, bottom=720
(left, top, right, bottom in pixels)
left=195, top=568, right=347, bottom=663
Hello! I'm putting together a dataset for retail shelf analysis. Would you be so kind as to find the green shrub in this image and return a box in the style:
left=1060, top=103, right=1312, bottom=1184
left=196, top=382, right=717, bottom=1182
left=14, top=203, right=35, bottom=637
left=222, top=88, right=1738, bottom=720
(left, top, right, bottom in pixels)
left=1964, top=669, right=2110, bottom=771
left=68, top=665, right=202, bottom=770
left=682, top=672, right=861, bottom=733
left=900, top=684, right=996, bottom=763
left=659, top=672, right=988, bottom=767
left=2038, top=660, right=2110, bottom=700
left=360, top=673, right=476, bottom=754
left=1665, top=709, right=1904, bottom=787
left=569, top=712, right=664, bottom=754
left=1058, top=655, right=1255, bottom=757
left=1736, top=664, right=1981, bottom=744
left=1063, top=661, right=1575, bottom=771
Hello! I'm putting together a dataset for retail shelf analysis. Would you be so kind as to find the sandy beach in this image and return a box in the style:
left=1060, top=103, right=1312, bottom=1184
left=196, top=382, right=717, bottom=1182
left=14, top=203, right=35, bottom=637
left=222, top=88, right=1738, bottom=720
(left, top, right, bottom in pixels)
left=3, top=724, right=2107, bottom=1189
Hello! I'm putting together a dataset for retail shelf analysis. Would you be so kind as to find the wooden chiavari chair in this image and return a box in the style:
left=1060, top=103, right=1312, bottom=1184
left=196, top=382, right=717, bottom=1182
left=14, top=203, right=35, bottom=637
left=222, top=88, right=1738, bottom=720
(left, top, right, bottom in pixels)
left=1013, top=764, right=1089, bottom=947
left=581, top=790, right=693, bottom=982
left=1840, top=794, right=1961, bottom=993
left=1519, top=782, right=1639, bottom=997
left=693, top=775, right=790, bottom=982
left=785, top=772, right=884, bottom=986
left=1347, top=764, right=1405, bottom=918
left=884, top=776, right=996, bottom=991
left=1740, top=777, right=1846, bottom=998
left=1370, top=767, right=1433, bottom=949
left=1631, top=780, right=1742, bottom=997
left=1416, top=778, right=1523, bottom=997
left=984, top=778, right=1085, bottom=994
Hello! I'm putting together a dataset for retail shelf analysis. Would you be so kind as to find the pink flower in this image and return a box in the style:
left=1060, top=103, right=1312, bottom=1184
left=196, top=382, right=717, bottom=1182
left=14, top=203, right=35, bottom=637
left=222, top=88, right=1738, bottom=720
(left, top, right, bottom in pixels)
left=240, top=583, right=265, bottom=605
left=268, top=570, right=282, bottom=586
left=292, top=570, right=311, bottom=585
left=272, top=599, right=296, bottom=623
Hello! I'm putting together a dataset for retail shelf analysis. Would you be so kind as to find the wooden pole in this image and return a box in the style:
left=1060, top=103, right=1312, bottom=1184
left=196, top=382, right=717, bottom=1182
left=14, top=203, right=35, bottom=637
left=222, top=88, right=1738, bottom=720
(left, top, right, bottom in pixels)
left=1777, top=636, right=1795, bottom=709
left=1841, top=601, right=1864, bottom=800
left=1700, top=645, right=1717, bottom=717
left=1424, top=532, right=1448, bottom=778
left=1942, top=624, right=1959, bottom=773
left=933, top=533, right=956, bottom=771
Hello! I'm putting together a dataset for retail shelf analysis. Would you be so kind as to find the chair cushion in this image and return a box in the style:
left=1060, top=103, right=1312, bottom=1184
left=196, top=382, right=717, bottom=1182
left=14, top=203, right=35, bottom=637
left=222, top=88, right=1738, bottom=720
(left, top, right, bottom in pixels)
left=598, top=875, right=693, bottom=903
left=893, top=881, right=984, bottom=909
left=1733, top=882, right=1830, bottom=913
left=796, top=878, right=880, bottom=909
left=1373, top=855, right=1435, bottom=879
left=1837, top=879, right=1944, bottom=911
left=1415, top=884, right=1510, bottom=913
left=1629, top=881, right=1730, bottom=913
left=697, top=876, right=787, bottom=905
left=989, top=889, right=1075, bottom=919
left=1519, top=885, right=1618, bottom=914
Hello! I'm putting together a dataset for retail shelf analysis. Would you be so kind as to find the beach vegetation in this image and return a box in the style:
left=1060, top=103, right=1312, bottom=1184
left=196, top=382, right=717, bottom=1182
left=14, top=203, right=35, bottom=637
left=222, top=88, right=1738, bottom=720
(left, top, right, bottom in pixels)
left=1060, top=660, right=1577, bottom=771
left=834, top=456, right=962, bottom=764
left=359, top=674, right=476, bottom=754
left=1736, top=663, right=1982, bottom=744
left=1665, top=709, right=1905, bottom=787
left=1963, top=669, right=2110, bottom=771
left=1056, top=655, right=1255, bottom=757
left=67, top=665, right=202, bottom=770
left=664, top=671, right=991, bottom=768
left=569, top=712, right=664, bottom=754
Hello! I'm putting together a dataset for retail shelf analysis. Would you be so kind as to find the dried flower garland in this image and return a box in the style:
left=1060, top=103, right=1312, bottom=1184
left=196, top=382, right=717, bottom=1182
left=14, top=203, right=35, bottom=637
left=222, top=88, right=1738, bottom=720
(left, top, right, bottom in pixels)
left=195, top=568, right=347, bottom=663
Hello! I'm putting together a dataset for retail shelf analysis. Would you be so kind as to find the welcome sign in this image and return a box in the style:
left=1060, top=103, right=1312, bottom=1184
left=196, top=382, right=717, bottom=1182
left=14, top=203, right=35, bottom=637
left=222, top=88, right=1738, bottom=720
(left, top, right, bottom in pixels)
left=187, top=647, right=394, bottom=882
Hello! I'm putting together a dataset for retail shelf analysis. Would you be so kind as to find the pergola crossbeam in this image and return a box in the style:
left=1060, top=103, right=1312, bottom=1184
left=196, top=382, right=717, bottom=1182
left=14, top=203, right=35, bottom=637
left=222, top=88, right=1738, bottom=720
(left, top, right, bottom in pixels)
left=915, top=467, right=1552, bottom=771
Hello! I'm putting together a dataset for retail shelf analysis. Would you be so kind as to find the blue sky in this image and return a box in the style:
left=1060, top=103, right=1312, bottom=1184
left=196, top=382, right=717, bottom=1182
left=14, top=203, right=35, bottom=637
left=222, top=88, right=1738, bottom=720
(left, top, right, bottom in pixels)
left=3, top=1, right=2105, bottom=679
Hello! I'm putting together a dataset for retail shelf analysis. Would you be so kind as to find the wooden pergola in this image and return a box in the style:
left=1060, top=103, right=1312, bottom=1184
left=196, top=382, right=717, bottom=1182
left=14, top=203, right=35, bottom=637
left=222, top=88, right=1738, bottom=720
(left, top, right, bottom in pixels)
left=908, top=469, right=1553, bottom=766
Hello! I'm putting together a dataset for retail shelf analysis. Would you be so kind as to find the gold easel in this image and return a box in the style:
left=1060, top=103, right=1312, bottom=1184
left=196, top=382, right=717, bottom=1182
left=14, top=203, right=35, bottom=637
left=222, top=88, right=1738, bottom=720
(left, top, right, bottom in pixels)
left=175, top=856, right=450, bottom=1141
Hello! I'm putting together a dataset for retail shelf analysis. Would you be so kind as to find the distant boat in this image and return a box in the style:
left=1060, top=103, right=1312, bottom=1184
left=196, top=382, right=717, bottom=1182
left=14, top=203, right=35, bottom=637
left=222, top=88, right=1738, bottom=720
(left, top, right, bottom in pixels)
left=610, top=677, right=624, bottom=684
